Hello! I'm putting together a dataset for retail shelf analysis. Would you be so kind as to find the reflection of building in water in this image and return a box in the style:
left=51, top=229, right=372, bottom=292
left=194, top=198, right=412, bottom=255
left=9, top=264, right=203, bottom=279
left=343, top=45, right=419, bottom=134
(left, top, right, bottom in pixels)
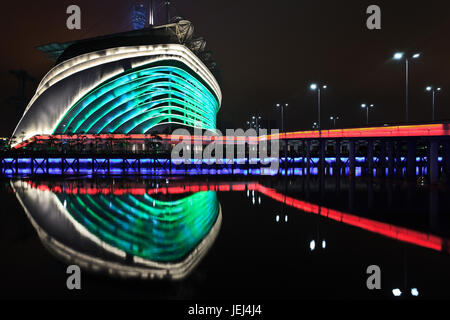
left=11, top=180, right=221, bottom=280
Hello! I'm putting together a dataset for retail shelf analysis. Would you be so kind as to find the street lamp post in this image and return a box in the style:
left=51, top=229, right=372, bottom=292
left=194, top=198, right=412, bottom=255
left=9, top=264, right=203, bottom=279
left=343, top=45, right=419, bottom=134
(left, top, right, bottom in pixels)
left=426, top=86, right=442, bottom=121
left=276, top=103, right=289, bottom=160
left=361, top=104, right=374, bottom=125
left=330, top=116, right=339, bottom=128
left=393, top=52, right=421, bottom=123
left=256, top=115, right=261, bottom=135
left=247, top=115, right=262, bottom=134
left=310, top=84, right=327, bottom=131
left=276, top=103, right=288, bottom=133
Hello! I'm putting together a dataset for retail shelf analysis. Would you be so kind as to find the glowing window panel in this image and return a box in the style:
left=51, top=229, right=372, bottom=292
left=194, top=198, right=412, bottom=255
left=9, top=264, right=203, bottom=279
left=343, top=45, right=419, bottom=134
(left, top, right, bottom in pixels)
left=54, top=63, right=220, bottom=135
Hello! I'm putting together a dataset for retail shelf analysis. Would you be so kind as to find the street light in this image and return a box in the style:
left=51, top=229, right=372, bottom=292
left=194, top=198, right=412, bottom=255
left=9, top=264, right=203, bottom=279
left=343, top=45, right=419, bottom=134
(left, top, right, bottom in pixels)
left=426, top=86, right=442, bottom=121
left=275, top=103, right=288, bottom=133
left=310, top=83, right=327, bottom=130
left=276, top=103, right=288, bottom=159
left=393, top=52, right=421, bottom=123
left=247, top=115, right=263, bottom=134
left=330, top=116, right=339, bottom=128
left=361, top=103, right=374, bottom=125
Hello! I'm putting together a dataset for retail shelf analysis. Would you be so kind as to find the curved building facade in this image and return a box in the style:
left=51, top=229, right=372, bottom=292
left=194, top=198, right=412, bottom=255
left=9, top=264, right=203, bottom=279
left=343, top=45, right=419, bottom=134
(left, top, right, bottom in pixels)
left=12, top=43, right=221, bottom=146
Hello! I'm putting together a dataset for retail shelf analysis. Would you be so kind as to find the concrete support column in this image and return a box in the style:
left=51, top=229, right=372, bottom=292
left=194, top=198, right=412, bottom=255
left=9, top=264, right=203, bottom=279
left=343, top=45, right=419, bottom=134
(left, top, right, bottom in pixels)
left=320, top=140, right=325, bottom=177
left=407, top=140, right=416, bottom=178
left=335, top=140, right=341, bottom=175
left=306, top=140, right=311, bottom=175
left=285, top=140, right=289, bottom=164
left=396, top=141, right=403, bottom=177
left=379, top=141, right=386, bottom=177
left=445, top=141, right=450, bottom=180
left=349, top=140, right=355, bottom=177
left=430, top=140, right=439, bottom=184
left=367, top=140, right=374, bottom=177
left=387, top=141, right=394, bottom=177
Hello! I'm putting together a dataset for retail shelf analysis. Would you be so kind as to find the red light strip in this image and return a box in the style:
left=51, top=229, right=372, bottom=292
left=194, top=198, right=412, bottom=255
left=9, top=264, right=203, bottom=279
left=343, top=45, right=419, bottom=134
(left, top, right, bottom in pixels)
left=263, top=123, right=450, bottom=140
left=24, top=180, right=447, bottom=253
left=12, top=123, right=450, bottom=149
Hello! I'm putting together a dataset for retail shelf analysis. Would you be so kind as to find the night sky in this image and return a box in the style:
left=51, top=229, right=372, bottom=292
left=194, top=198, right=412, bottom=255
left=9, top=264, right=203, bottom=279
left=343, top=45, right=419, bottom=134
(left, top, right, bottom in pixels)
left=1, top=0, right=450, bottom=136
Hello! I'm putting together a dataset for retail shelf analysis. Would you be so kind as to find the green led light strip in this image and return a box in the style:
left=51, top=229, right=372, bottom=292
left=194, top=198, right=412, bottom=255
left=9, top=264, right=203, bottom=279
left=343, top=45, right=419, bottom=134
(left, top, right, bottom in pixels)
left=57, top=191, right=220, bottom=263
left=54, top=63, right=220, bottom=134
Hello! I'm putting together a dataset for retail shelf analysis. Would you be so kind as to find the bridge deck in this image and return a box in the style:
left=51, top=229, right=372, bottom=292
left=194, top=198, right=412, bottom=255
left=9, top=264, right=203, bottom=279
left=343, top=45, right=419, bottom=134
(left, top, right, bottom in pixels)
left=10, top=123, right=450, bottom=150
left=266, top=123, right=450, bottom=140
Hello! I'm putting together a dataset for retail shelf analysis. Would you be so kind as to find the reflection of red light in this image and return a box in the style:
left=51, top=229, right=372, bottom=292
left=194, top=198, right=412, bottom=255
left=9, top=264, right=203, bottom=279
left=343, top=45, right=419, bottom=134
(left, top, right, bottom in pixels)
left=25, top=180, right=444, bottom=252
left=27, top=181, right=252, bottom=196
left=232, top=185, right=246, bottom=191
left=253, top=184, right=443, bottom=252
left=218, top=185, right=230, bottom=191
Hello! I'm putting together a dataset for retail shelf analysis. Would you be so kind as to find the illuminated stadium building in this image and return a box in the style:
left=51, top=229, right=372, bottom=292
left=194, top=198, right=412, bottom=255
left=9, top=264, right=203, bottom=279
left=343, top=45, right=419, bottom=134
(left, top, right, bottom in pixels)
left=11, top=20, right=221, bottom=149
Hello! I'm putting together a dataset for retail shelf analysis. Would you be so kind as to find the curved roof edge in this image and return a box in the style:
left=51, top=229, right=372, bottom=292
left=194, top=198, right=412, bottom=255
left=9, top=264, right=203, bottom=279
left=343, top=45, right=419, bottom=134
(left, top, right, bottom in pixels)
left=12, top=44, right=222, bottom=147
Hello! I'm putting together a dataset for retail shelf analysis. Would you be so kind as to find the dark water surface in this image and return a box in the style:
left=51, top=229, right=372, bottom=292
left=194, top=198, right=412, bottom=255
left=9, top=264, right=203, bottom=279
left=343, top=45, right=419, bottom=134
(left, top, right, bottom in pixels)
left=1, top=174, right=450, bottom=300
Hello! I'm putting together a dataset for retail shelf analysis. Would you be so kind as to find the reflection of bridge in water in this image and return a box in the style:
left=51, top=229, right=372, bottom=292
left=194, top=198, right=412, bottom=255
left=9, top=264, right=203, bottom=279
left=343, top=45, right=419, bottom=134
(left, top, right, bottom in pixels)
left=14, top=179, right=449, bottom=258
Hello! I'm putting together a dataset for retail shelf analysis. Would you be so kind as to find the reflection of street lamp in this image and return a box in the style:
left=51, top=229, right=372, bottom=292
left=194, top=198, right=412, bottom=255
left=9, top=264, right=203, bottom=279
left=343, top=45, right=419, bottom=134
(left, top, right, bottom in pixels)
left=309, top=239, right=326, bottom=251
left=393, top=245, right=420, bottom=298
left=310, top=83, right=327, bottom=130
left=392, top=288, right=402, bottom=297
left=361, top=104, right=374, bottom=125
left=425, top=86, right=442, bottom=121
left=275, top=214, right=288, bottom=223
left=392, top=288, right=419, bottom=297
left=250, top=190, right=262, bottom=206
left=309, top=204, right=326, bottom=252
left=393, top=52, right=421, bottom=123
